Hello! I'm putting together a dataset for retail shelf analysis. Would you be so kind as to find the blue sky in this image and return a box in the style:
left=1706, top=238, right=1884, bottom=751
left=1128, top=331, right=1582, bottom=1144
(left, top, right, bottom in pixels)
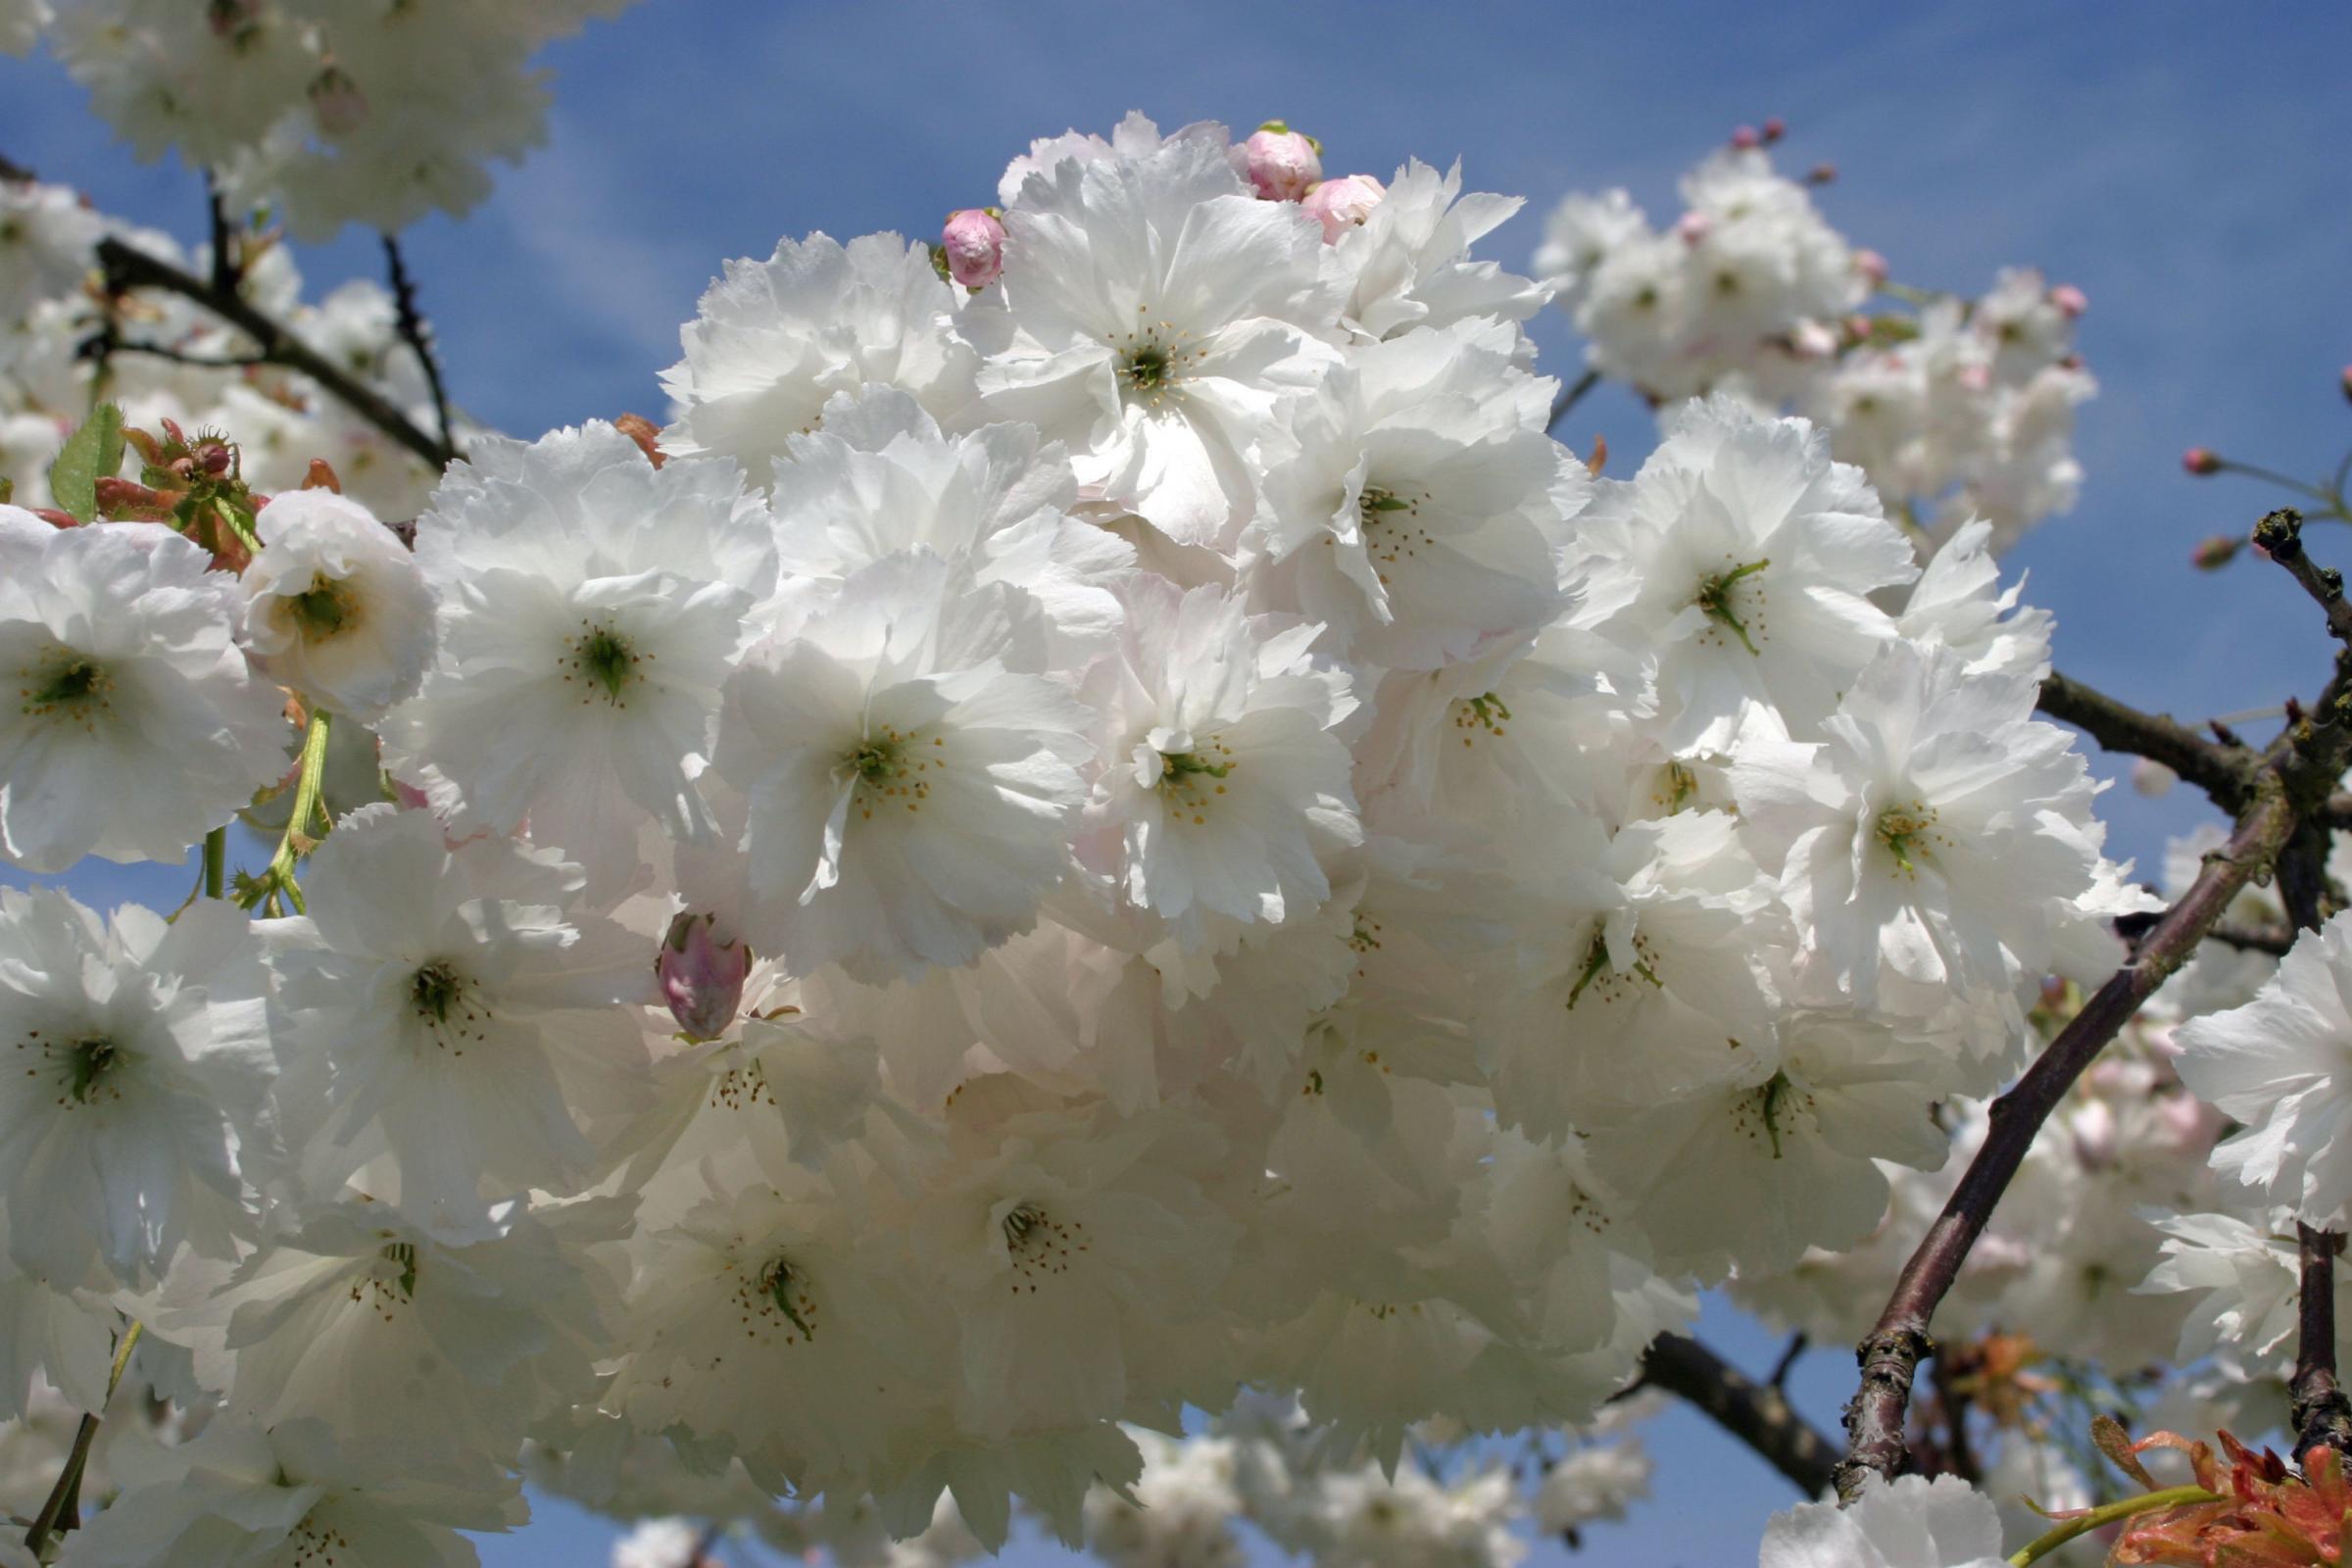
left=5, top=3, right=2351, bottom=1564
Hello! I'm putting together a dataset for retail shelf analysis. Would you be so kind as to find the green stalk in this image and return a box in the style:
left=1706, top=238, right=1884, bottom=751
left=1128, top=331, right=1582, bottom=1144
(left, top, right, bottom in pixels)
left=2007, top=1486, right=2223, bottom=1566
left=203, top=826, right=225, bottom=901
left=22, top=1320, right=144, bottom=1556
left=251, top=709, right=333, bottom=915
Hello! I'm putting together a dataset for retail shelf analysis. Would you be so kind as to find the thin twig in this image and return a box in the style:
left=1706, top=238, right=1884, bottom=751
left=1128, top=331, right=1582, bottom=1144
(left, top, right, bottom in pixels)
left=2207, top=922, right=2297, bottom=957
left=2257, top=509, right=2352, bottom=648
left=1545, top=368, right=1601, bottom=436
left=381, top=234, right=459, bottom=463
left=2037, top=668, right=2253, bottom=810
left=94, top=237, right=455, bottom=470
left=2293, top=1222, right=2352, bottom=1458
left=23, top=1321, right=143, bottom=1556
left=1640, top=1334, right=1838, bottom=1496
left=108, top=339, right=269, bottom=372
left=1768, top=1332, right=1809, bottom=1390
left=205, top=172, right=242, bottom=296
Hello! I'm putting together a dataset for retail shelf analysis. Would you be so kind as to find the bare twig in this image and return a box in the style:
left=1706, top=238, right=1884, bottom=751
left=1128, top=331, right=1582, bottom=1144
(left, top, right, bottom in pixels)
left=2258, top=509, right=2352, bottom=648
left=1545, top=368, right=1601, bottom=436
left=2037, top=668, right=2254, bottom=810
left=205, top=172, right=242, bottom=296
left=94, top=236, right=456, bottom=470
left=109, top=340, right=270, bottom=372
left=1641, top=1334, right=1839, bottom=1496
left=2206, top=921, right=2297, bottom=957
left=381, top=234, right=459, bottom=463
left=1768, top=1332, right=1809, bottom=1391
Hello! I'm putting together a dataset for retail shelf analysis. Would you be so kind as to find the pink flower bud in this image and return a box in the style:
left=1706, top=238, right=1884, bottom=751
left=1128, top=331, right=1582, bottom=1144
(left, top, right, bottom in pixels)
left=1731, top=123, right=1761, bottom=150
left=658, top=911, right=751, bottom=1043
left=1956, top=362, right=1991, bottom=393
left=2182, top=446, right=2223, bottom=476
left=1854, top=248, right=1888, bottom=286
left=2340, top=365, right=2352, bottom=405
left=1842, top=313, right=1874, bottom=342
left=2049, top=283, right=2086, bottom=318
left=1674, top=210, right=1714, bottom=246
left=308, top=67, right=368, bottom=138
left=1788, top=318, right=1838, bottom=360
left=2132, top=758, right=2178, bottom=798
left=1243, top=122, right=1322, bottom=202
left=2190, top=533, right=2243, bottom=570
left=1762, top=116, right=1788, bottom=143
left=2068, top=1099, right=2118, bottom=1171
left=940, top=208, right=1005, bottom=289
left=1300, top=173, right=1385, bottom=242
left=1805, top=162, right=1837, bottom=185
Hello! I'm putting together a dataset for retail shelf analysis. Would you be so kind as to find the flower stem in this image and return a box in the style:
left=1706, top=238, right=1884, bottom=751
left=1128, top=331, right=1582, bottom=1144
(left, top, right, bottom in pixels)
left=2006, top=1486, right=2223, bottom=1566
left=203, top=826, right=225, bottom=900
left=22, top=1320, right=144, bottom=1556
left=251, top=709, right=333, bottom=915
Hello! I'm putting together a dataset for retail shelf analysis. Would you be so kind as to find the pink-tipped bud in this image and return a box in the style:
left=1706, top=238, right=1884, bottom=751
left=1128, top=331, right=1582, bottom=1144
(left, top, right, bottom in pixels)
left=1788, top=318, right=1838, bottom=360
left=2132, top=758, right=2178, bottom=798
left=1300, top=173, right=1385, bottom=242
left=1731, top=123, right=1761, bottom=150
left=1674, top=210, right=1714, bottom=246
left=940, top=208, right=1005, bottom=289
left=1244, top=122, right=1322, bottom=202
left=1805, top=162, right=1837, bottom=185
left=658, top=911, right=751, bottom=1043
left=1762, top=116, right=1788, bottom=143
left=2190, top=533, right=2242, bottom=570
left=2049, top=282, right=2087, bottom=318
left=1854, top=248, right=1888, bottom=286
left=308, top=66, right=368, bottom=138
left=2340, top=365, right=2352, bottom=404
left=2182, top=446, right=2223, bottom=476
left=1956, top=362, right=1991, bottom=393
left=1842, top=313, right=1874, bottom=342
left=2068, top=1099, right=2118, bottom=1171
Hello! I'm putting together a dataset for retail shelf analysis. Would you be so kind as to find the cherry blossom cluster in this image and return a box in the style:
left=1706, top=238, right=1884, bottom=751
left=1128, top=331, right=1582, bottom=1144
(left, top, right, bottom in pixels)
left=1537, top=139, right=2095, bottom=552
left=10, top=0, right=639, bottom=239
left=1, top=172, right=452, bottom=520
left=0, top=110, right=2163, bottom=1567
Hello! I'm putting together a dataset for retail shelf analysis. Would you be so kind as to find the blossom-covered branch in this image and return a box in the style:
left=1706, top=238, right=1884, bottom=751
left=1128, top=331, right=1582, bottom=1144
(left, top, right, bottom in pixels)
left=95, top=236, right=458, bottom=470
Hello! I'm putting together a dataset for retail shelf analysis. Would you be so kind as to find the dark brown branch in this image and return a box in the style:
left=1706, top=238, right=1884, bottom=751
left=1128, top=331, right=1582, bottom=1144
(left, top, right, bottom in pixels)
left=2207, top=921, right=2297, bottom=957
left=1545, top=368, right=1601, bottom=436
left=1641, top=1333, right=1838, bottom=1497
left=2036, top=668, right=2253, bottom=810
left=1927, top=1346, right=1983, bottom=1484
left=94, top=236, right=456, bottom=471
left=205, top=172, right=242, bottom=296
left=2293, top=1222, right=2352, bottom=1458
left=1768, top=1332, right=1809, bottom=1390
left=1836, top=767, right=2301, bottom=1498
left=2258, top=509, right=2352, bottom=648
left=380, top=234, right=459, bottom=463
left=109, top=340, right=269, bottom=372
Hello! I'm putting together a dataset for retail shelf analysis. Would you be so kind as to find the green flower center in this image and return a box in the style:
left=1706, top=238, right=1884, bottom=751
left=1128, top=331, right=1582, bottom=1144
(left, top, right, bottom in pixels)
left=1693, top=558, right=1771, bottom=656
left=66, top=1035, right=119, bottom=1104
left=23, top=653, right=110, bottom=717
left=410, top=960, right=464, bottom=1024
left=1874, top=800, right=1943, bottom=877
left=287, top=573, right=360, bottom=641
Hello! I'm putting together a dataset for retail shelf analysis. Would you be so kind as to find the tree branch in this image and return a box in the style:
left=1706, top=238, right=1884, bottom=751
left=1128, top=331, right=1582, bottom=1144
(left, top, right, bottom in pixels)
left=380, top=234, right=459, bottom=464
left=94, top=236, right=456, bottom=471
left=1640, top=1333, right=1839, bottom=1497
left=2207, top=921, right=2297, bottom=957
left=1835, top=766, right=2301, bottom=1498
left=2293, top=1222, right=2352, bottom=1458
left=2036, top=668, right=2253, bottom=810
left=205, top=172, right=242, bottom=296
left=1545, top=368, right=1601, bottom=436
left=2258, top=508, right=2352, bottom=648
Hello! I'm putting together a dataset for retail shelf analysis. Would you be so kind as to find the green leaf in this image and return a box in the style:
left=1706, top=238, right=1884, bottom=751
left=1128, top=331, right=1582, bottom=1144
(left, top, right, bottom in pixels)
left=47, top=404, right=125, bottom=523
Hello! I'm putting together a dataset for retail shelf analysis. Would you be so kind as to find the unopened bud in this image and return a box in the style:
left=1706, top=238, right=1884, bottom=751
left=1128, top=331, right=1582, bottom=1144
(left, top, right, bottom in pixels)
left=1956, top=362, right=1991, bottom=393
left=2068, top=1099, right=2118, bottom=1171
left=2181, top=446, right=2223, bottom=476
left=1762, top=116, right=1788, bottom=143
left=299, top=458, right=343, bottom=493
left=2132, top=758, right=2178, bottom=798
left=1300, top=173, right=1385, bottom=242
left=308, top=66, right=368, bottom=138
left=1244, top=122, right=1322, bottom=202
left=2190, top=532, right=2242, bottom=570
left=1731, top=123, right=1761, bottom=150
left=2049, top=282, right=2086, bottom=318
left=1674, top=210, right=1713, bottom=246
left=1788, top=318, right=1838, bottom=360
left=1805, top=162, right=1837, bottom=185
left=2341, top=364, right=2352, bottom=404
left=940, top=208, right=1005, bottom=289
left=659, top=911, right=751, bottom=1043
